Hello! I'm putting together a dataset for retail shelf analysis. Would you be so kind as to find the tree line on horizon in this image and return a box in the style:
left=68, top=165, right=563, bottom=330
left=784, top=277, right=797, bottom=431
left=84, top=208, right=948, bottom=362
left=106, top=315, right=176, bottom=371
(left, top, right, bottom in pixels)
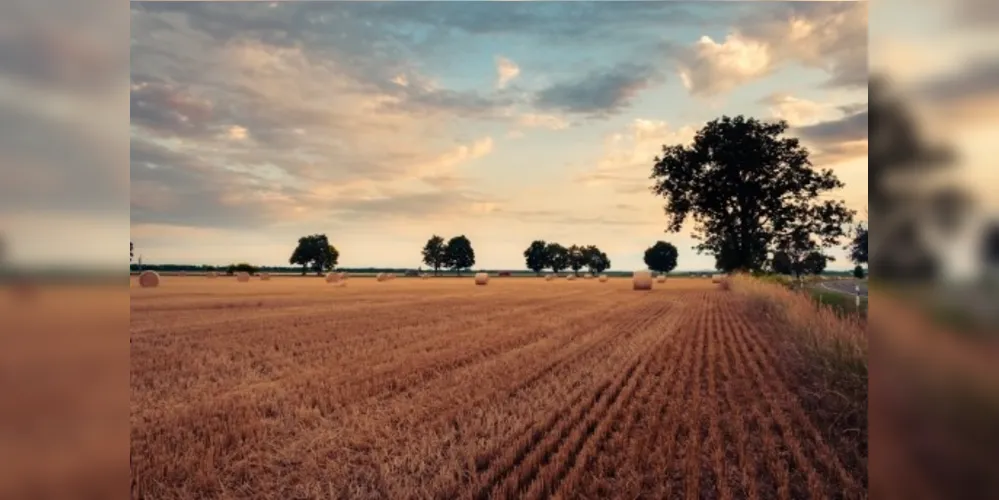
left=131, top=113, right=874, bottom=279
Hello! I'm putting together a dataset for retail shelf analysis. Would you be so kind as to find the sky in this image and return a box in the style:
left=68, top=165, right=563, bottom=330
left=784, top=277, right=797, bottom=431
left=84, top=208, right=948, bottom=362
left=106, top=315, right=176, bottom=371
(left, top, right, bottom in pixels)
left=122, top=1, right=870, bottom=271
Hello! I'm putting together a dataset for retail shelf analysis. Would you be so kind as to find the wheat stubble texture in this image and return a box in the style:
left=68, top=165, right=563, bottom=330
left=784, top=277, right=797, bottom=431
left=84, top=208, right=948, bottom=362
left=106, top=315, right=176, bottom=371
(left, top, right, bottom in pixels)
left=130, top=277, right=865, bottom=499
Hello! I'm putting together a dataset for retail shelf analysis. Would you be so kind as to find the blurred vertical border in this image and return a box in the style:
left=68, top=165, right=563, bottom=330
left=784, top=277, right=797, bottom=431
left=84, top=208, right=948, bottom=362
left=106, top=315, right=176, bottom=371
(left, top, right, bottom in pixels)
left=0, top=0, right=129, bottom=499
left=870, top=0, right=999, bottom=498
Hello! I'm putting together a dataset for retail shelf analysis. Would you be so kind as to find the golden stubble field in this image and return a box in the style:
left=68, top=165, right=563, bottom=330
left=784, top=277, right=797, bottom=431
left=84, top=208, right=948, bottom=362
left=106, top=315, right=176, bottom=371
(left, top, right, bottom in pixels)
left=130, top=276, right=866, bottom=500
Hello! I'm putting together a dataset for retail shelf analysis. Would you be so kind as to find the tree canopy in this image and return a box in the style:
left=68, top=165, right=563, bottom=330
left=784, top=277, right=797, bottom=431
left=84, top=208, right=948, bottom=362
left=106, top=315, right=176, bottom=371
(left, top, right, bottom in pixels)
left=853, top=265, right=866, bottom=280
left=771, top=250, right=830, bottom=277
left=650, top=115, right=854, bottom=273
left=546, top=243, right=569, bottom=274
left=444, top=235, right=475, bottom=275
left=524, top=240, right=550, bottom=275
left=567, top=245, right=587, bottom=276
left=849, top=223, right=868, bottom=265
left=583, top=245, right=611, bottom=275
left=289, top=234, right=339, bottom=276
left=422, top=235, right=449, bottom=276
left=643, top=241, right=679, bottom=274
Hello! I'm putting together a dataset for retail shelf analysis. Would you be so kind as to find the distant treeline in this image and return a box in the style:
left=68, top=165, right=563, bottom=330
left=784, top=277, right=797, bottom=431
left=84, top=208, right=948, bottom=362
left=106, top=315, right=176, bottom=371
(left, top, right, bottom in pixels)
left=128, top=263, right=856, bottom=277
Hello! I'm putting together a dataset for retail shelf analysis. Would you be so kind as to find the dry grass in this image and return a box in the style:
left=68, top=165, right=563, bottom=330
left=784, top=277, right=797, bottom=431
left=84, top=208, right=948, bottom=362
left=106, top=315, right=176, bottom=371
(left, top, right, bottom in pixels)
left=727, top=273, right=868, bottom=490
left=130, top=276, right=867, bottom=499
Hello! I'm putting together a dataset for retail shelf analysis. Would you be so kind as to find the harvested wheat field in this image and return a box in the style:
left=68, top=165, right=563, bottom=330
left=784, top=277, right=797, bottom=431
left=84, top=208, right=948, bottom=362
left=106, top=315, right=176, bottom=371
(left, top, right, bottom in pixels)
left=130, top=276, right=867, bottom=499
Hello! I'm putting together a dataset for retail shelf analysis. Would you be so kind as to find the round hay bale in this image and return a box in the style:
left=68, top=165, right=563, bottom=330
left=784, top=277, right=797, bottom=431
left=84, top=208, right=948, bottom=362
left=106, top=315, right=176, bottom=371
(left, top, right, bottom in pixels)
left=338, top=272, right=348, bottom=281
left=545, top=274, right=555, bottom=281
left=138, top=271, right=160, bottom=288
left=325, top=272, right=341, bottom=283
left=421, top=274, right=430, bottom=280
left=376, top=273, right=389, bottom=282
left=711, top=274, right=723, bottom=284
left=236, top=272, right=250, bottom=282
left=567, top=274, right=576, bottom=281
left=584, top=275, right=593, bottom=280
left=599, top=275, right=609, bottom=283
left=656, top=276, right=666, bottom=284
left=632, top=270, right=653, bottom=291
left=207, top=271, right=219, bottom=279
left=260, top=272, right=271, bottom=281
left=474, top=272, right=489, bottom=285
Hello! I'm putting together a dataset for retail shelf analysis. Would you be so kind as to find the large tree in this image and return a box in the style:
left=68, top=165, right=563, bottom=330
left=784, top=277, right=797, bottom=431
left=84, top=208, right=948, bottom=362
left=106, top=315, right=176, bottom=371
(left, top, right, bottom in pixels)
left=445, top=235, right=475, bottom=276
left=547, top=243, right=569, bottom=275
left=524, top=240, right=550, bottom=276
left=422, top=235, right=448, bottom=276
left=644, top=241, right=679, bottom=275
left=583, top=245, right=611, bottom=275
left=289, top=234, right=339, bottom=276
left=650, top=115, right=854, bottom=273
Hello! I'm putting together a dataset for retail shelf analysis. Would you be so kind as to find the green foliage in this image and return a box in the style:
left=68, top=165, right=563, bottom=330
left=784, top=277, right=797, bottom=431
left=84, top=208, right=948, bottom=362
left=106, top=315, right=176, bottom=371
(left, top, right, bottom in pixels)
left=567, top=245, right=586, bottom=275
left=422, top=235, right=448, bottom=276
left=523, top=240, right=550, bottom=275
left=643, top=241, right=679, bottom=274
left=226, top=262, right=258, bottom=275
left=849, top=223, right=868, bottom=265
left=444, top=235, right=475, bottom=275
left=853, top=265, right=866, bottom=279
left=772, top=250, right=831, bottom=277
left=289, top=234, right=339, bottom=276
left=546, top=243, right=570, bottom=274
left=651, top=115, right=854, bottom=273
left=582, top=245, right=611, bottom=275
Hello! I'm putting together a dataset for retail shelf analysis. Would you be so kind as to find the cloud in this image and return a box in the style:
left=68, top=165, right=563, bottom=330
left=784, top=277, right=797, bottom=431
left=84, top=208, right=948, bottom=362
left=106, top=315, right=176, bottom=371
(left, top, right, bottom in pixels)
left=130, top=81, right=216, bottom=138
left=495, top=56, right=520, bottom=89
left=795, top=109, right=869, bottom=165
left=916, top=59, right=999, bottom=114
left=678, top=34, right=772, bottom=97
left=677, top=2, right=867, bottom=96
left=758, top=93, right=837, bottom=126
left=517, top=113, right=569, bottom=130
left=576, top=119, right=697, bottom=193
left=534, top=63, right=660, bottom=116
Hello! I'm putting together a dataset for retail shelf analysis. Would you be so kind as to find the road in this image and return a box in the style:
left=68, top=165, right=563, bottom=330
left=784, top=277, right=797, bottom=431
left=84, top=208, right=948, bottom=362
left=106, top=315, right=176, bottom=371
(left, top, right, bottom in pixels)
left=818, top=279, right=868, bottom=297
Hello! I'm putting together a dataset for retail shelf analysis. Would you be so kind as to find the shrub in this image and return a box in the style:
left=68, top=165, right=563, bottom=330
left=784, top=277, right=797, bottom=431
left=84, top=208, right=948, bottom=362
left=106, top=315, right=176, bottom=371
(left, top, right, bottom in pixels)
left=853, top=265, right=866, bottom=279
left=226, top=262, right=258, bottom=276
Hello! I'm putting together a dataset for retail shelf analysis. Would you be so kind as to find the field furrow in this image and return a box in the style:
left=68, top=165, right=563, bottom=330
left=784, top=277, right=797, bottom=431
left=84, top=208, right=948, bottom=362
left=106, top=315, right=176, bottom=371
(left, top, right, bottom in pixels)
left=130, top=277, right=868, bottom=500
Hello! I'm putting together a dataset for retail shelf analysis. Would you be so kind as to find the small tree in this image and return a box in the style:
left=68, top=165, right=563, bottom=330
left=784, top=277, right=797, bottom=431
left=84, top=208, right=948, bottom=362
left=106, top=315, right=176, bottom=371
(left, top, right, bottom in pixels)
left=524, top=240, right=550, bottom=276
left=773, top=249, right=829, bottom=279
left=445, top=235, right=475, bottom=276
left=289, top=234, right=338, bottom=276
left=853, top=265, right=866, bottom=279
left=644, top=241, right=679, bottom=275
left=227, top=262, right=258, bottom=275
left=567, top=245, right=586, bottom=276
left=585, top=246, right=611, bottom=275
left=849, top=223, right=868, bottom=265
left=771, top=251, right=793, bottom=275
left=130, top=242, right=134, bottom=262
left=803, top=251, right=830, bottom=275
left=547, top=243, right=569, bottom=275
left=422, top=235, right=448, bottom=276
